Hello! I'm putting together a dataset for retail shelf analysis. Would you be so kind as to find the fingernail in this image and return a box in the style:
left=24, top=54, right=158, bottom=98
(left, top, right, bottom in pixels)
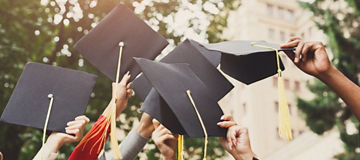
left=217, top=122, right=222, bottom=125
left=220, top=115, right=225, bottom=120
left=125, top=71, right=130, bottom=76
left=294, top=58, right=299, bottom=63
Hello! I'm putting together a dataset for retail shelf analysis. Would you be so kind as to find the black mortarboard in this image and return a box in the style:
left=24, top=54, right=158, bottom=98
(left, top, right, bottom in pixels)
left=74, top=3, right=168, bottom=82
left=132, top=39, right=232, bottom=101
left=0, top=62, right=97, bottom=133
left=134, top=58, right=226, bottom=137
left=200, top=40, right=294, bottom=84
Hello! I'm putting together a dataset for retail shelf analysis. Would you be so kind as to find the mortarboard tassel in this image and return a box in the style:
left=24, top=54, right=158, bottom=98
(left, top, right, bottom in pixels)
left=75, top=100, right=113, bottom=156
left=177, top=134, right=184, bottom=160
left=40, top=94, right=55, bottom=160
left=108, top=41, right=125, bottom=159
left=42, top=94, right=55, bottom=146
left=251, top=43, right=293, bottom=141
left=186, top=90, right=208, bottom=160
left=72, top=42, right=125, bottom=159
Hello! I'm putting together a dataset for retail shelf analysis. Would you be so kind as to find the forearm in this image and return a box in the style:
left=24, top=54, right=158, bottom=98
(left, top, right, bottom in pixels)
left=118, top=128, right=150, bottom=160
left=33, top=136, right=62, bottom=160
left=318, top=66, right=360, bottom=120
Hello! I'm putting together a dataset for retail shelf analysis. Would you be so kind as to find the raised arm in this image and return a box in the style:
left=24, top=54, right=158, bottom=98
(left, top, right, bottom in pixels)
left=33, top=115, right=89, bottom=160
left=281, top=38, right=360, bottom=120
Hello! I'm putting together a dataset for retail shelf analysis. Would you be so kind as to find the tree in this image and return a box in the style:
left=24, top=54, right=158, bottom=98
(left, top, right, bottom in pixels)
left=0, top=0, right=240, bottom=159
left=298, top=0, right=360, bottom=159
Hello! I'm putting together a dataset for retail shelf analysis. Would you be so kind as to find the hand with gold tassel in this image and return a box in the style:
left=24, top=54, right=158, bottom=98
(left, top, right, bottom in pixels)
left=68, top=73, right=132, bottom=160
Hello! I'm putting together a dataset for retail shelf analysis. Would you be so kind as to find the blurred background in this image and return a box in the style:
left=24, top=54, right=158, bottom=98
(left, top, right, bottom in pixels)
left=0, top=0, right=359, bottom=159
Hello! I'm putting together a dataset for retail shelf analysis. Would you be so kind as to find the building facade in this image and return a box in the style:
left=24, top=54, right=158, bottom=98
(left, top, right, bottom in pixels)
left=219, top=0, right=343, bottom=159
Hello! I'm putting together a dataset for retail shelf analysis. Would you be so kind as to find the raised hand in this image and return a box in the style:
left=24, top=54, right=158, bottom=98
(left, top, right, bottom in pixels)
left=152, top=120, right=177, bottom=160
left=281, top=37, right=333, bottom=78
left=136, top=113, right=155, bottom=138
left=49, top=115, right=90, bottom=148
left=218, top=115, right=256, bottom=160
left=112, top=72, right=133, bottom=117
left=33, top=115, right=90, bottom=160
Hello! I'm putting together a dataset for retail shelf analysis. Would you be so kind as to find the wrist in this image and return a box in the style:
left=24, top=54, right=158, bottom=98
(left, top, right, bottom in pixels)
left=45, top=134, right=64, bottom=153
left=233, top=151, right=256, bottom=160
left=136, top=120, right=155, bottom=138
left=161, top=154, right=176, bottom=160
left=316, top=65, right=338, bottom=83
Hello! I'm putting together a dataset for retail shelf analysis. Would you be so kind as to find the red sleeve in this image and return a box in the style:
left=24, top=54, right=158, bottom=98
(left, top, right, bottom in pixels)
left=68, top=115, right=110, bottom=160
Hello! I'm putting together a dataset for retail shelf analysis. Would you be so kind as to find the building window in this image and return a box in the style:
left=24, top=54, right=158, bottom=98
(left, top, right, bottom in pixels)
left=273, top=76, right=278, bottom=87
left=287, top=9, right=295, bottom=21
left=294, top=81, right=300, bottom=92
left=280, top=31, right=286, bottom=41
left=299, top=130, right=304, bottom=135
left=243, top=103, right=247, bottom=114
left=266, top=4, right=274, bottom=15
left=308, top=27, right=312, bottom=36
left=275, top=101, right=279, bottom=113
left=278, top=7, right=285, bottom=19
left=284, top=78, right=290, bottom=89
left=290, top=33, right=296, bottom=38
left=268, top=28, right=275, bottom=39
left=288, top=104, right=292, bottom=115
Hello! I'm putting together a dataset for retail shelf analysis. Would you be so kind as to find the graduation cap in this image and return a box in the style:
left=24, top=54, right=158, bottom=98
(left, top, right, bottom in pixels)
left=74, top=3, right=168, bottom=82
left=132, top=39, right=232, bottom=101
left=0, top=62, right=97, bottom=145
left=200, top=40, right=294, bottom=84
left=135, top=58, right=226, bottom=159
left=201, top=40, right=294, bottom=140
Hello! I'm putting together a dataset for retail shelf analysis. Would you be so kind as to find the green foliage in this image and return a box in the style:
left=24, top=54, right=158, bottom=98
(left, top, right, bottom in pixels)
left=298, top=0, right=360, bottom=159
left=0, top=0, right=240, bottom=159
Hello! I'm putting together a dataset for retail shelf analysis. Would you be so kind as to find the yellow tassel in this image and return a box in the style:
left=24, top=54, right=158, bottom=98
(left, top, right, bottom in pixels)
left=177, top=135, right=184, bottom=160
left=110, top=103, right=122, bottom=159
left=251, top=42, right=292, bottom=141
left=277, top=75, right=292, bottom=140
left=186, top=90, right=208, bottom=160
left=109, top=41, right=125, bottom=158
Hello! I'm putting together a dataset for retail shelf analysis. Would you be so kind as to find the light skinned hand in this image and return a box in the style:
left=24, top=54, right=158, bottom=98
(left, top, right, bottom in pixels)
left=48, top=115, right=90, bottom=147
left=136, top=112, right=155, bottom=138
left=112, top=72, right=133, bottom=116
left=152, top=120, right=177, bottom=160
left=280, top=37, right=333, bottom=79
left=218, top=115, right=256, bottom=160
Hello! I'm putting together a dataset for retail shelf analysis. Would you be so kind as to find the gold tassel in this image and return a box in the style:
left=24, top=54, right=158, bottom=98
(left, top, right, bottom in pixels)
left=251, top=42, right=292, bottom=141
left=42, top=94, right=55, bottom=146
left=109, top=41, right=125, bottom=158
left=277, top=75, right=292, bottom=140
left=177, top=135, right=184, bottom=160
left=110, top=102, right=122, bottom=159
left=186, top=90, right=208, bottom=160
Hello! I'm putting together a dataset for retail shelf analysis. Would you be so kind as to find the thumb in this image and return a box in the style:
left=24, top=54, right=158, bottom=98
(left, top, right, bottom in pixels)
left=119, top=72, right=131, bottom=86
